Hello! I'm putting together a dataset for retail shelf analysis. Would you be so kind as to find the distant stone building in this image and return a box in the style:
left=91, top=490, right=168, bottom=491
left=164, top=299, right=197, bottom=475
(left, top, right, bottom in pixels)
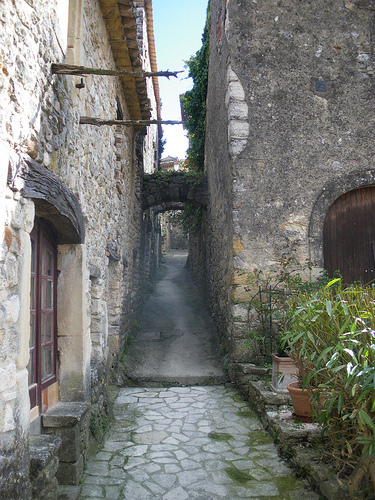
left=0, top=0, right=160, bottom=496
left=160, top=155, right=188, bottom=172
left=203, top=0, right=375, bottom=360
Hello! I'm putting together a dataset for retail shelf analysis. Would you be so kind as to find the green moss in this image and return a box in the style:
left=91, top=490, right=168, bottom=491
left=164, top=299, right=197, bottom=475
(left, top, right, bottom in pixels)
left=237, top=409, right=257, bottom=419
left=275, top=474, right=304, bottom=497
left=225, top=466, right=255, bottom=484
left=231, top=393, right=243, bottom=403
left=208, top=432, right=233, bottom=442
left=248, top=430, right=273, bottom=447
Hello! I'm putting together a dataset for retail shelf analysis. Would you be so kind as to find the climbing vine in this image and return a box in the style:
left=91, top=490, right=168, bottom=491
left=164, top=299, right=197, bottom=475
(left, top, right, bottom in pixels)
left=173, top=204, right=203, bottom=236
left=181, top=1, right=211, bottom=172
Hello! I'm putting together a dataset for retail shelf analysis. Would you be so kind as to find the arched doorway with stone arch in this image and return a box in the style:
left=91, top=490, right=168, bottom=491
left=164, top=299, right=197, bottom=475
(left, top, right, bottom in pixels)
left=309, top=170, right=375, bottom=284
left=323, top=186, right=375, bottom=284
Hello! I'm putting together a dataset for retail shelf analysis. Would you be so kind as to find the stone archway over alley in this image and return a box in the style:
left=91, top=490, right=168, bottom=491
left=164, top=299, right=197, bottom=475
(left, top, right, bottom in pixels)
left=60, top=252, right=320, bottom=500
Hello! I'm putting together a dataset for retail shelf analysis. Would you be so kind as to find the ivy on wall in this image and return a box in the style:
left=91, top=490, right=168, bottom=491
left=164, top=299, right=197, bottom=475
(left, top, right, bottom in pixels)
left=180, top=1, right=211, bottom=172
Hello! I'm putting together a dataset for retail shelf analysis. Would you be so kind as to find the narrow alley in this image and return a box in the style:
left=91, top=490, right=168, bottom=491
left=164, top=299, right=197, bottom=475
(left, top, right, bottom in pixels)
left=69, top=252, right=319, bottom=499
left=123, top=250, right=225, bottom=386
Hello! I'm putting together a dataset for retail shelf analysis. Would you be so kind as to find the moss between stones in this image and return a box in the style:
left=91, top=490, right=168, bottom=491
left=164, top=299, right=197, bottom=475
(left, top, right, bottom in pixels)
left=236, top=409, right=257, bottom=419
left=274, top=474, right=304, bottom=497
left=225, top=466, right=255, bottom=484
left=231, top=393, right=244, bottom=403
left=208, top=432, right=233, bottom=442
left=248, top=430, right=273, bottom=447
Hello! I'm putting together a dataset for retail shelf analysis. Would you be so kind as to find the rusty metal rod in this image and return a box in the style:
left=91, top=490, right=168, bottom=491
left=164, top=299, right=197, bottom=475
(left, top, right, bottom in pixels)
left=52, top=63, right=182, bottom=79
left=79, top=116, right=184, bottom=126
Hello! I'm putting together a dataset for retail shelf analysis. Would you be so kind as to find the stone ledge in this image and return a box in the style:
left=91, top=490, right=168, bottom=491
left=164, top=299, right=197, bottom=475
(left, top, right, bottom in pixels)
left=228, top=362, right=271, bottom=385
left=230, top=371, right=350, bottom=500
left=266, top=410, right=322, bottom=446
left=29, top=434, right=62, bottom=499
left=42, top=402, right=90, bottom=428
left=29, top=434, right=62, bottom=480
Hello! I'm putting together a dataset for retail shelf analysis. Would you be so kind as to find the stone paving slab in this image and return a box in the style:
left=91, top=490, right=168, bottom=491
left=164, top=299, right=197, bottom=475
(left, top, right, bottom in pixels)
left=77, top=386, right=320, bottom=499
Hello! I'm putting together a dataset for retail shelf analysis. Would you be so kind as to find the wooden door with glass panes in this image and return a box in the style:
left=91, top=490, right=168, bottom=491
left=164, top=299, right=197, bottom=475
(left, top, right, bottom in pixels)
left=29, top=219, right=57, bottom=417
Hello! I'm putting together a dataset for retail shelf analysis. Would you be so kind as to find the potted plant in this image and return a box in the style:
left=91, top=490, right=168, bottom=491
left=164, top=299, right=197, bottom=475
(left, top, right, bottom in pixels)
left=280, top=279, right=375, bottom=497
left=246, top=250, right=317, bottom=392
left=271, top=352, right=299, bottom=394
left=280, top=279, right=342, bottom=420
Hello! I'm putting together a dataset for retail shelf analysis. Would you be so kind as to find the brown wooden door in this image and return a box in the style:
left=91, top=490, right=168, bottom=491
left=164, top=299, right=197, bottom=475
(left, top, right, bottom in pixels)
left=323, top=186, right=375, bottom=284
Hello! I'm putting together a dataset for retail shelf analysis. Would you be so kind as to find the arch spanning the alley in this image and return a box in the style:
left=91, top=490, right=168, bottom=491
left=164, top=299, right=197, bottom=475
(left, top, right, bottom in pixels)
left=141, top=171, right=208, bottom=214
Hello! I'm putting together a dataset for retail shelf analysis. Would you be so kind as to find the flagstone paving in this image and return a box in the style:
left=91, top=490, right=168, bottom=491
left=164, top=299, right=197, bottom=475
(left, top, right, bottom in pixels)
left=78, top=386, right=319, bottom=499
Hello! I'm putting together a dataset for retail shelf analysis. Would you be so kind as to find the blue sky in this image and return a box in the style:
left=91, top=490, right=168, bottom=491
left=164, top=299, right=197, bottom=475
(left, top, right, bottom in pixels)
left=152, top=0, right=208, bottom=159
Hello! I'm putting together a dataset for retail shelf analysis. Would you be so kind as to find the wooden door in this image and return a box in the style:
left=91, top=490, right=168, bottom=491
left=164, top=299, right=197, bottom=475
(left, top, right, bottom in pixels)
left=323, top=187, right=375, bottom=284
left=29, top=219, right=58, bottom=416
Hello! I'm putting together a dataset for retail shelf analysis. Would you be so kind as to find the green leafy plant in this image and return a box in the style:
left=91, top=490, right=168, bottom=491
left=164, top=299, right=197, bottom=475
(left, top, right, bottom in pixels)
left=281, top=280, right=375, bottom=497
left=143, top=171, right=174, bottom=190
left=243, top=242, right=327, bottom=359
left=180, top=2, right=210, bottom=172
left=90, top=414, right=109, bottom=440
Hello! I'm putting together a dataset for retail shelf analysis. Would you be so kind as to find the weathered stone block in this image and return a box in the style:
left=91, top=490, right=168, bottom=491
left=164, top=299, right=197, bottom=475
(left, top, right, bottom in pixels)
left=56, top=455, right=84, bottom=486
left=227, top=81, right=245, bottom=101
left=229, top=139, right=248, bottom=157
left=29, top=434, right=62, bottom=480
left=228, top=101, right=248, bottom=121
left=29, top=434, right=61, bottom=499
left=49, top=425, right=81, bottom=463
left=43, top=402, right=90, bottom=429
left=231, top=303, right=249, bottom=321
left=169, top=185, right=180, bottom=200
left=228, top=120, right=249, bottom=140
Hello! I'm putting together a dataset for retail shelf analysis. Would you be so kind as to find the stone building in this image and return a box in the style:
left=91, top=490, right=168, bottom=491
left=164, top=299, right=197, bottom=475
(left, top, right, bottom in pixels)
left=160, top=156, right=188, bottom=172
left=0, top=0, right=160, bottom=496
left=203, top=0, right=375, bottom=360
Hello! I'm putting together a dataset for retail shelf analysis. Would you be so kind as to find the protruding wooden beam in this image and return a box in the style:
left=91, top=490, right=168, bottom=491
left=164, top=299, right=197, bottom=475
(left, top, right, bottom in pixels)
left=52, top=63, right=182, bottom=79
left=79, top=116, right=183, bottom=126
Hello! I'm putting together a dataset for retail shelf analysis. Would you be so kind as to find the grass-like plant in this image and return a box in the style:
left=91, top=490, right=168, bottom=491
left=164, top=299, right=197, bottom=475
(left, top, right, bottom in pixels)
left=281, top=279, right=375, bottom=498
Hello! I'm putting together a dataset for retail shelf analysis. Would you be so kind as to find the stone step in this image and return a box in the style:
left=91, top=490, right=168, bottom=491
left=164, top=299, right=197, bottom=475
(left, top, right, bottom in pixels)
left=122, top=373, right=228, bottom=387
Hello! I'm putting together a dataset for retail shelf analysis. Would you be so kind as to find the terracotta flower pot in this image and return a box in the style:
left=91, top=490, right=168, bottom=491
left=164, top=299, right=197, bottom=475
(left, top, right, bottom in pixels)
left=271, top=354, right=299, bottom=393
left=287, top=381, right=312, bottom=421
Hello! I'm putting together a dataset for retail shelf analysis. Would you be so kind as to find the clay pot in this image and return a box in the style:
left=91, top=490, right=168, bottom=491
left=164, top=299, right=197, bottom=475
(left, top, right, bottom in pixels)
left=271, top=354, right=299, bottom=393
left=287, top=381, right=312, bottom=421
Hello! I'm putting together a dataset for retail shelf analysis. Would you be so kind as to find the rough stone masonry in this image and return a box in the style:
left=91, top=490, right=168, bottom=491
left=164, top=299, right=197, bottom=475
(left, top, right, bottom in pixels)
left=0, top=0, right=160, bottom=497
left=196, top=0, right=375, bottom=361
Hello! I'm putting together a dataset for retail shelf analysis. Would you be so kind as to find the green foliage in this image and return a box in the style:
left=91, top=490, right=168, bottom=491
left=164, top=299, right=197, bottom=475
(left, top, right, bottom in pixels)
left=143, top=170, right=174, bottom=190
left=281, top=280, right=375, bottom=496
left=184, top=204, right=203, bottom=235
left=182, top=170, right=206, bottom=188
left=90, top=414, right=109, bottom=440
left=181, top=2, right=210, bottom=171
left=170, top=203, right=203, bottom=235
left=242, top=243, right=328, bottom=358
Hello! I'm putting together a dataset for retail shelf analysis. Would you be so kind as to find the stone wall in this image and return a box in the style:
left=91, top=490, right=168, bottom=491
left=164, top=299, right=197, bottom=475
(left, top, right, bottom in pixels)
left=0, top=0, right=158, bottom=495
left=200, top=0, right=236, bottom=356
left=161, top=211, right=188, bottom=253
left=205, top=0, right=375, bottom=361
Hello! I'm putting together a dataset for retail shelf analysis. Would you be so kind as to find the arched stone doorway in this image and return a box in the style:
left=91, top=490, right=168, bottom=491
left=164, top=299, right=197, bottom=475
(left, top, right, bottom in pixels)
left=323, top=186, right=375, bottom=284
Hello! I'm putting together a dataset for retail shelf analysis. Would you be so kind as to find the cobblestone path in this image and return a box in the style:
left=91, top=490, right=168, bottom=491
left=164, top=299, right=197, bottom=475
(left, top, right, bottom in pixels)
left=78, top=386, right=319, bottom=499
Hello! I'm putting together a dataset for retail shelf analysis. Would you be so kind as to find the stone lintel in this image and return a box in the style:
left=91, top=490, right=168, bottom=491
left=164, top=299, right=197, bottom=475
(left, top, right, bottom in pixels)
left=43, top=402, right=90, bottom=428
